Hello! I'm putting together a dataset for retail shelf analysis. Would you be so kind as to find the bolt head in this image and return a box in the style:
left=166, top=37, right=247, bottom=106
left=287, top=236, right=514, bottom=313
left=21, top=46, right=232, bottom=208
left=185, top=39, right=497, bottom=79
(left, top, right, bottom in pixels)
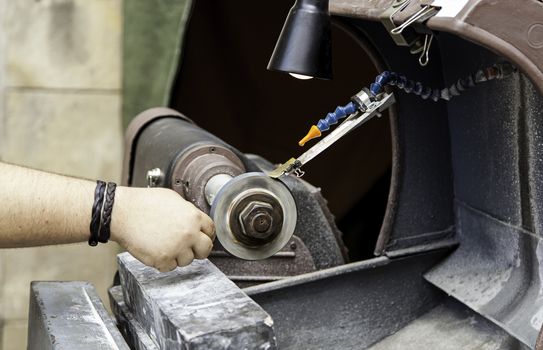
left=252, top=213, right=272, bottom=233
left=239, top=201, right=275, bottom=239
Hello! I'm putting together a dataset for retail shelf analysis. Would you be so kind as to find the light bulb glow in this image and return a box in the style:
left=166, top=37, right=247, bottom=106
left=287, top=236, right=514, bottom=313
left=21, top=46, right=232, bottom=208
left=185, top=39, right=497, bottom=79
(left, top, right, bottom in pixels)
left=289, top=73, right=314, bottom=80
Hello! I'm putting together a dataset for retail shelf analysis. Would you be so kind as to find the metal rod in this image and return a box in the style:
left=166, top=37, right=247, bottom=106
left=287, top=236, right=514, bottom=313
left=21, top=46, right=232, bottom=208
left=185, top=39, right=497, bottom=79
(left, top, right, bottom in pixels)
left=297, top=93, right=395, bottom=167
left=204, top=174, right=234, bottom=206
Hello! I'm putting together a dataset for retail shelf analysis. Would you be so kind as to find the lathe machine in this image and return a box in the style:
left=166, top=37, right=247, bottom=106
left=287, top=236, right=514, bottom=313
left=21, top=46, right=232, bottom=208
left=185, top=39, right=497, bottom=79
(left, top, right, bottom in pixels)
left=27, top=0, right=543, bottom=349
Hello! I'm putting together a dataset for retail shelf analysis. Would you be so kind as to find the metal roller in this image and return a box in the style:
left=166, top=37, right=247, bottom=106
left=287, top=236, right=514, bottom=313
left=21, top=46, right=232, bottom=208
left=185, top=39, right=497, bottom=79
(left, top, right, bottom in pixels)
left=209, top=172, right=297, bottom=260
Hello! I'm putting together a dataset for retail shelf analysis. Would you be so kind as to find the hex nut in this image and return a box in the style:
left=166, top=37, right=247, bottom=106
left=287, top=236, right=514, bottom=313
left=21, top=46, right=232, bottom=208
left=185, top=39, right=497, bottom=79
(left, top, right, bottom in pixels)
left=238, top=201, right=275, bottom=239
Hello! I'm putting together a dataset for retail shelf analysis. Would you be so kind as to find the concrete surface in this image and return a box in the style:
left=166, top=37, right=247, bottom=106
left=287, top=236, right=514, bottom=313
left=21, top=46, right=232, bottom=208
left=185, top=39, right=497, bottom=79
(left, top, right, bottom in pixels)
left=5, top=0, right=121, bottom=90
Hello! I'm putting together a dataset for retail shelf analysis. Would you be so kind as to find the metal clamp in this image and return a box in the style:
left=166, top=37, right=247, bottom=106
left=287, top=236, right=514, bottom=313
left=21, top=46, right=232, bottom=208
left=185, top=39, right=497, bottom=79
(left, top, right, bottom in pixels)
left=351, top=88, right=374, bottom=111
left=268, top=92, right=396, bottom=178
left=418, top=33, right=434, bottom=66
left=390, top=5, right=438, bottom=35
left=379, top=0, right=418, bottom=47
left=380, top=0, right=440, bottom=65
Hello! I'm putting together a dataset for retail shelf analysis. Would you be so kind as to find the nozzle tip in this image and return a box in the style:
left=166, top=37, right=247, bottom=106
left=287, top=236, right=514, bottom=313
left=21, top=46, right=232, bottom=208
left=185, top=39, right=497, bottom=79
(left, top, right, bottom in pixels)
left=298, top=125, right=321, bottom=146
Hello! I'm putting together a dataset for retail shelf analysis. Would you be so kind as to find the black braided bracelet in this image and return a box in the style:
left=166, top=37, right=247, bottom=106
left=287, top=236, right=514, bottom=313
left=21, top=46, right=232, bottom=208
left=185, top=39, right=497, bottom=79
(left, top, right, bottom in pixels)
left=98, top=182, right=117, bottom=243
left=89, top=180, right=106, bottom=246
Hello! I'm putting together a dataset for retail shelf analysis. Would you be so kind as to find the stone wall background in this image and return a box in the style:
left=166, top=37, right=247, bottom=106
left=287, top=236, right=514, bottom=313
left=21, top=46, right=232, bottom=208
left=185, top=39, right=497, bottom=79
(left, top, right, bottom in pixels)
left=0, top=0, right=123, bottom=348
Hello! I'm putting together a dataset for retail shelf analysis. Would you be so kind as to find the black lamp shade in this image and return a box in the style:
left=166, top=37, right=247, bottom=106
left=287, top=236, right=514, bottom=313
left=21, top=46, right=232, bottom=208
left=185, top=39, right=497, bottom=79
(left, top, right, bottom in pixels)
left=267, top=0, right=332, bottom=80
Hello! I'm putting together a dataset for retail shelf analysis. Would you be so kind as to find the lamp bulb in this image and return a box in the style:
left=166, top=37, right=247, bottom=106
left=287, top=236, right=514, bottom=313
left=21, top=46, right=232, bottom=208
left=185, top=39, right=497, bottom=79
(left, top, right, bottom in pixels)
left=289, top=73, right=314, bottom=80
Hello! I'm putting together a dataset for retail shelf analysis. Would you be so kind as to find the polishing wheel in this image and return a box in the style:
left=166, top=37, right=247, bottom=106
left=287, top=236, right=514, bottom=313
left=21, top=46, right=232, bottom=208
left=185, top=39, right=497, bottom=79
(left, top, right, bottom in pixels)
left=210, top=172, right=297, bottom=260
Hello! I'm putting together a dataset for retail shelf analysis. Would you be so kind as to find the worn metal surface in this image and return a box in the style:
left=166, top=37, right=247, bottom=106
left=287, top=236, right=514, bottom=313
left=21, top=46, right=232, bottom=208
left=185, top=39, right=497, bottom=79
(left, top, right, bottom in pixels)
left=122, top=107, right=192, bottom=186
left=249, top=155, right=348, bottom=268
left=129, top=115, right=247, bottom=213
left=368, top=299, right=526, bottom=350
left=426, top=203, right=543, bottom=348
left=429, top=0, right=543, bottom=96
left=124, top=112, right=344, bottom=269
left=129, top=116, right=255, bottom=191
left=27, top=281, right=129, bottom=350
left=204, top=173, right=233, bottom=205
left=423, top=34, right=543, bottom=348
left=171, top=143, right=245, bottom=212
left=245, top=247, right=452, bottom=349
left=210, top=236, right=316, bottom=288
left=117, top=252, right=276, bottom=349
left=211, top=172, right=297, bottom=260
left=109, top=286, right=159, bottom=350
left=438, top=35, right=525, bottom=226
left=329, top=0, right=543, bottom=95
left=336, top=20, right=454, bottom=255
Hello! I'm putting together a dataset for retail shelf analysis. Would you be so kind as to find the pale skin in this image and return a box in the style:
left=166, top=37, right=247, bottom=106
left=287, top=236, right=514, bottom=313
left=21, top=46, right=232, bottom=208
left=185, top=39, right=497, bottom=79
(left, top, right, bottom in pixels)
left=0, top=162, right=215, bottom=272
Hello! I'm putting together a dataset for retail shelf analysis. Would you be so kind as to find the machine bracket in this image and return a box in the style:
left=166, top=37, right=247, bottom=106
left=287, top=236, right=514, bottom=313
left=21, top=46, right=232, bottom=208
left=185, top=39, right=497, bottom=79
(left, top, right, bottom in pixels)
left=379, top=0, right=441, bottom=64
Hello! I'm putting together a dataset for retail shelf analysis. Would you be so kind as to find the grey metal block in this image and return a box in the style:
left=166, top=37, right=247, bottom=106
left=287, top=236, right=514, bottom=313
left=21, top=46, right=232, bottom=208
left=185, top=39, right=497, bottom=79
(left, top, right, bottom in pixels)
left=210, top=235, right=316, bottom=288
left=27, top=281, right=129, bottom=350
left=117, top=252, right=276, bottom=350
left=109, top=285, right=159, bottom=350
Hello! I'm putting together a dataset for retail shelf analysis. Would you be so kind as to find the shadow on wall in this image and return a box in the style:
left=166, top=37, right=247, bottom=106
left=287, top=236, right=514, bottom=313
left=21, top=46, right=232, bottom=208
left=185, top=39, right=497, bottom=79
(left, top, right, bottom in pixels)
left=170, top=0, right=392, bottom=260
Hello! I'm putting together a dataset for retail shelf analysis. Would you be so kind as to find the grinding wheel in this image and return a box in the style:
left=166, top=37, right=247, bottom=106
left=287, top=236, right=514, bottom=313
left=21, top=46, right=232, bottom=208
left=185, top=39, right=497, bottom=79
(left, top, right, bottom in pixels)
left=210, top=172, right=297, bottom=260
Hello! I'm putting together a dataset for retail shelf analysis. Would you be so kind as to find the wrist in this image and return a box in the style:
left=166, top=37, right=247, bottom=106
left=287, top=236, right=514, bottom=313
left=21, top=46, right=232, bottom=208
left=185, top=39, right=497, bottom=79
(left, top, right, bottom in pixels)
left=88, top=180, right=119, bottom=246
left=109, top=186, right=130, bottom=245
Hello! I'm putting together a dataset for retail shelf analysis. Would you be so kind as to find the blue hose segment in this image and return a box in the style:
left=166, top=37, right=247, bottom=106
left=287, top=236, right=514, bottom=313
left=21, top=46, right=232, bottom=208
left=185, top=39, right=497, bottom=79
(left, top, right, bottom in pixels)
left=370, top=71, right=395, bottom=96
left=309, top=63, right=514, bottom=137
left=369, top=83, right=381, bottom=96
left=369, top=63, right=514, bottom=101
left=316, top=101, right=357, bottom=132
left=316, top=119, right=329, bottom=132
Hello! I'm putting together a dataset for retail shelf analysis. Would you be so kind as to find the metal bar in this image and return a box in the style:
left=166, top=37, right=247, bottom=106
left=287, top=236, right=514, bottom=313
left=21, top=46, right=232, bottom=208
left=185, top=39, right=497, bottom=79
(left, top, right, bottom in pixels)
left=204, top=173, right=233, bottom=205
left=297, top=93, right=395, bottom=168
left=210, top=250, right=297, bottom=258
left=109, top=286, right=159, bottom=350
left=28, top=281, right=130, bottom=350
left=117, top=252, right=277, bottom=349
left=227, top=275, right=287, bottom=282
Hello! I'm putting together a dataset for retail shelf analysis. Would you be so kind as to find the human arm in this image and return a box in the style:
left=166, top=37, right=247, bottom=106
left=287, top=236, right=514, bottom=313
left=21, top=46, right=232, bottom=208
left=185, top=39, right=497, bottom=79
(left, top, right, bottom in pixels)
left=0, top=162, right=215, bottom=271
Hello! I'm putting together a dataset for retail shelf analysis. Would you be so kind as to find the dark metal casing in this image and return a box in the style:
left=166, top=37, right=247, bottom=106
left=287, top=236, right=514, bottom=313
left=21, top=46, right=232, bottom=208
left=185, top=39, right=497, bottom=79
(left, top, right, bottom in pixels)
left=267, top=0, right=332, bottom=79
left=122, top=108, right=347, bottom=283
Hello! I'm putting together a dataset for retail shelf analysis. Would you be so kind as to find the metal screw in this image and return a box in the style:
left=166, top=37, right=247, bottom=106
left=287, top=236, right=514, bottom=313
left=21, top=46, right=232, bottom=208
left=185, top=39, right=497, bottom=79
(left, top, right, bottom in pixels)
left=146, top=168, right=163, bottom=187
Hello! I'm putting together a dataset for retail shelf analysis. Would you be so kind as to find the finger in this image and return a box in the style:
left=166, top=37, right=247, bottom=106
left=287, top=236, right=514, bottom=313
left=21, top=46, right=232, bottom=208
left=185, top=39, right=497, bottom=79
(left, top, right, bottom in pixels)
left=131, top=252, right=155, bottom=269
left=192, top=234, right=213, bottom=259
left=176, top=249, right=195, bottom=267
left=200, top=212, right=216, bottom=240
left=155, top=258, right=177, bottom=273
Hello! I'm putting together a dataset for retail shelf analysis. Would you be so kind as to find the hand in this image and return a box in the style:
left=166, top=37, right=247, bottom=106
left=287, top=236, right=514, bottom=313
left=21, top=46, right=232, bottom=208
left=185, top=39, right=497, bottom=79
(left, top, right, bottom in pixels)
left=110, top=187, right=215, bottom=272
